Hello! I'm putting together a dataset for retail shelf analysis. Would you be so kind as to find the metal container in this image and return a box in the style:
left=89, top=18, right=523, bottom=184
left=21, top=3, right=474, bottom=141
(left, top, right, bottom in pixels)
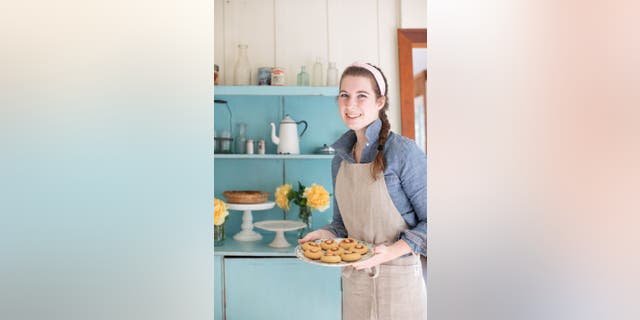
left=257, top=139, right=266, bottom=154
left=316, top=144, right=336, bottom=155
left=258, top=67, right=271, bottom=85
left=245, top=139, right=255, bottom=154
left=271, top=67, right=285, bottom=86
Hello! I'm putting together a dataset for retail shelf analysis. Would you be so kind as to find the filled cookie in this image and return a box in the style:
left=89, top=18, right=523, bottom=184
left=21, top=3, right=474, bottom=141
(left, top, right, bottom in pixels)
left=302, top=241, right=321, bottom=251
left=320, top=239, right=339, bottom=250
left=303, top=247, right=323, bottom=260
left=351, top=243, right=369, bottom=255
left=326, top=246, right=344, bottom=256
left=340, top=250, right=362, bottom=262
left=339, top=238, right=358, bottom=250
left=320, top=251, right=342, bottom=264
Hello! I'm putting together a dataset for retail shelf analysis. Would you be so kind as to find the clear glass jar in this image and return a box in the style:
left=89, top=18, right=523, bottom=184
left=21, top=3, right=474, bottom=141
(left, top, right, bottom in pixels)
left=235, top=123, right=247, bottom=154
left=312, top=57, right=323, bottom=87
left=233, top=44, right=251, bottom=85
left=214, top=224, right=225, bottom=247
left=326, top=62, right=338, bottom=86
left=297, top=65, right=310, bottom=86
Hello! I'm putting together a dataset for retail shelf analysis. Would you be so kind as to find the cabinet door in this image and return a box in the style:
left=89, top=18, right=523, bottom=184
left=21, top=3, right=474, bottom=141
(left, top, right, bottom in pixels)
left=224, top=257, right=341, bottom=319
left=214, top=256, right=224, bottom=320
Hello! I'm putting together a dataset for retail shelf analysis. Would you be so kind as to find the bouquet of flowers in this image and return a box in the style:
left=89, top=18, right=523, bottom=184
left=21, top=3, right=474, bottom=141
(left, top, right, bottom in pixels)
left=214, top=198, right=229, bottom=246
left=275, top=182, right=330, bottom=238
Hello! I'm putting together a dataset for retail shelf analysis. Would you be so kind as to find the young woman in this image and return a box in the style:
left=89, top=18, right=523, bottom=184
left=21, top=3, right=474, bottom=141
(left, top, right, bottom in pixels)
left=299, top=62, right=427, bottom=319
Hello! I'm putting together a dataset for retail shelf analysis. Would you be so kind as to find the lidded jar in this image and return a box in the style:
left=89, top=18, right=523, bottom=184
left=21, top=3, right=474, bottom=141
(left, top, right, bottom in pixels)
left=233, top=44, right=251, bottom=85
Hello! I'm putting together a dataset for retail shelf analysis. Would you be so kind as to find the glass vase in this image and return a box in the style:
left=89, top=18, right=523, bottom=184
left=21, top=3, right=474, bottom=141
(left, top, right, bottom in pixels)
left=214, top=224, right=225, bottom=247
left=298, top=206, right=312, bottom=239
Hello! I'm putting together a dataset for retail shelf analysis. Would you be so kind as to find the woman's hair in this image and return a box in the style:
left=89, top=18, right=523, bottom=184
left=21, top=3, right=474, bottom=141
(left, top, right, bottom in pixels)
left=340, top=63, right=390, bottom=180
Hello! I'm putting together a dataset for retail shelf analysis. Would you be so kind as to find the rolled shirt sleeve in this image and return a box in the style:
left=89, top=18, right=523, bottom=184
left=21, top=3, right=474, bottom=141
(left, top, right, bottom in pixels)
left=397, top=144, right=427, bottom=256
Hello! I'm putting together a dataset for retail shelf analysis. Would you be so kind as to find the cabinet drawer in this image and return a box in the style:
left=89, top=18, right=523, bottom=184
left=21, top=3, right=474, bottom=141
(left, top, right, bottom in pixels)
left=224, top=257, right=341, bottom=320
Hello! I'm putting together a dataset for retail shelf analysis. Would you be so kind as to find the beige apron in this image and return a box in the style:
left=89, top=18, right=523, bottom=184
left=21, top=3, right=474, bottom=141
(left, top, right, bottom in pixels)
left=336, top=161, right=427, bottom=320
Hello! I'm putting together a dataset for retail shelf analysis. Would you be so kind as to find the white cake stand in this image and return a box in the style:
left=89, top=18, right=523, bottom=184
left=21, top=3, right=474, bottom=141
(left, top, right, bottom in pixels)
left=254, top=220, right=307, bottom=248
left=226, top=201, right=275, bottom=242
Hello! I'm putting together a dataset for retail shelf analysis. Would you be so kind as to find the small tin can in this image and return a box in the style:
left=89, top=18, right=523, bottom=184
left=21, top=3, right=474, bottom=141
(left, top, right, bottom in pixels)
left=245, top=139, right=254, bottom=154
left=257, top=139, right=266, bottom=154
left=258, top=67, right=271, bottom=85
left=271, top=67, right=285, bottom=86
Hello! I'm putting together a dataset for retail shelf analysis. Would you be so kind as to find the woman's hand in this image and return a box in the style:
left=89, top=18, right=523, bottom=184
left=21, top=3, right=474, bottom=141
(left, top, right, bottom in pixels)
left=352, top=244, right=391, bottom=270
left=297, top=229, right=336, bottom=244
left=351, top=240, right=413, bottom=270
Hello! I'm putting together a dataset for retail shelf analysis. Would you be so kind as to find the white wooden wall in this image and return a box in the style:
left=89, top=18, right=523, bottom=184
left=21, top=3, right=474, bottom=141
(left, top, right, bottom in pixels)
left=213, top=0, right=403, bottom=133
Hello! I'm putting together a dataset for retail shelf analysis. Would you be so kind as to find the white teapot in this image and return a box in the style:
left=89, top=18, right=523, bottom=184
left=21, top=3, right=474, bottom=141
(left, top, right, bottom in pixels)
left=270, top=115, right=308, bottom=154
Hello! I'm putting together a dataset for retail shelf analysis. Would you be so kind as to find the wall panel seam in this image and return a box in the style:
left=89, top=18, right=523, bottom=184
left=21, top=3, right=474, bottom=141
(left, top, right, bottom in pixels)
left=377, top=0, right=379, bottom=66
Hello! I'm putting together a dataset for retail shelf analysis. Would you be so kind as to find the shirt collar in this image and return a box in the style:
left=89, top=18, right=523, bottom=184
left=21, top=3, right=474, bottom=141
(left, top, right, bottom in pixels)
left=331, top=119, right=382, bottom=163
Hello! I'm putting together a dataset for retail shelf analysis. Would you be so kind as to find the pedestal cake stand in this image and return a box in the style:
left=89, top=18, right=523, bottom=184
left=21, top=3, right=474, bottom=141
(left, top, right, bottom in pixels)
left=226, top=201, right=275, bottom=241
left=254, top=220, right=306, bottom=248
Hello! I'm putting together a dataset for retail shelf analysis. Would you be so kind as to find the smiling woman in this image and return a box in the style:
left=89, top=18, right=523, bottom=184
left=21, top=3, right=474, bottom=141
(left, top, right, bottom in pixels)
left=300, top=62, right=427, bottom=319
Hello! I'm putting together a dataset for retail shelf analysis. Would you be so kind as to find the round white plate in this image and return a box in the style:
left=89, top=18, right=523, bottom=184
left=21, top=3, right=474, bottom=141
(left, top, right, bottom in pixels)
left=254, top=220, right=306, bottom=232
left=254, top=220, right=306, bottom=248
left=295, top=238, right=375, bottom=267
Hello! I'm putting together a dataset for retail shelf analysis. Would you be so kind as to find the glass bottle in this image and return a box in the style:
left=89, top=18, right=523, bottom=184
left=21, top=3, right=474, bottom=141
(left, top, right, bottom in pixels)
left=233, top=44, right=251, bottom=85
left=326, top=61, right=338, bottom=86
left=296, top=66, right=310, bottom=86
left=214, top=224, right=225, bottom=247
left=312, top=57, right=323, bottom=86
left=235, top=122, right=247, bottom=154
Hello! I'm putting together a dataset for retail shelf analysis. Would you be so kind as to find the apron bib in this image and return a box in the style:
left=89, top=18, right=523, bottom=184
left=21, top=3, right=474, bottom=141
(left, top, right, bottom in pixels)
left=335, top=161, right=427, bottom=320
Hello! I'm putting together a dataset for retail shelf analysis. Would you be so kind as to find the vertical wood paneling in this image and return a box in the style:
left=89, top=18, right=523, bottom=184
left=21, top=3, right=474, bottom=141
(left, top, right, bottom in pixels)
left=223, top=0, right=275, bottom=85
left=214, top=0, right=225, bottom=84
left=275, top=0, right=328, bottom=86
left=327, top=0, right=379, bottom=74
left=378, top=0, right=402, bottom=133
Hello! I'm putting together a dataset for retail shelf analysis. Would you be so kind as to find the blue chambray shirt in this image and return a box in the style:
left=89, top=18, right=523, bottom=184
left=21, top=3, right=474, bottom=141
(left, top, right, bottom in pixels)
left=321, top=119, right=427, bottom=257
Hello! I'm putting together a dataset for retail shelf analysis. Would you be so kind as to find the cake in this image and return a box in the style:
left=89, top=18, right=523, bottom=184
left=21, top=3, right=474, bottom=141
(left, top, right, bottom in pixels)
left=222, top=190, right=269, bottom=204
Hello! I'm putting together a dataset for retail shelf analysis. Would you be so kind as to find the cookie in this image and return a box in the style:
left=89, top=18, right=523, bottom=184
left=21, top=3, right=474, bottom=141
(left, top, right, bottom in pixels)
left=302, top=241, right=321, bottom=251
left=303, top=247, right=323, bottom=260
left=339, top=238, right=358, bottom=250
left=320, top=252, right=341, bottom=264
left=326, top=246, right=344, bottom=256
left=320, top=239, right=339, bottom=250
left=340, top=250, right=362, bottom=262
left=351, top=243, right=369, bottom=255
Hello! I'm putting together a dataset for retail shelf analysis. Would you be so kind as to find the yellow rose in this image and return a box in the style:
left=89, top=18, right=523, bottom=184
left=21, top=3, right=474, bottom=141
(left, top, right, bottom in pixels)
left=275, top=184, right=292, bottom=210
left=303, top=184, right=330, bottom=212
left=214, top=198, right=229, bottom=226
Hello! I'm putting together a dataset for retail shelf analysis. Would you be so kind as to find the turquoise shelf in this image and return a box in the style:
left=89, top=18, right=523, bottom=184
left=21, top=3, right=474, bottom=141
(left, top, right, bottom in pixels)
left=214, top=85, right=338, bottom=96
left=213, top=154, right=334, bottom=160
left=214, top=233, right=301, bottom=257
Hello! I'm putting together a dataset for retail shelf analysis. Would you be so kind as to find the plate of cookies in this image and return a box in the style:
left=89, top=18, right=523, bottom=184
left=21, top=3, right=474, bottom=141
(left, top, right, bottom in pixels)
left=295, top=238, right=374, bottom=267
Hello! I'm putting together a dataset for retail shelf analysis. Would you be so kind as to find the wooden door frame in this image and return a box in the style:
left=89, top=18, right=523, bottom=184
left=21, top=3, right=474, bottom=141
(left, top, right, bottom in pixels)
left=397, top=28, right=427, bottom=146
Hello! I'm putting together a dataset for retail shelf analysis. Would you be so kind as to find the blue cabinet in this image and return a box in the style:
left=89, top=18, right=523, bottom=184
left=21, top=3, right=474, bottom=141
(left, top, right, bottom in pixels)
left=213, top=86, right=345, bottom=319
left=214, top=256, right=224, bottom=320
left=224, top=257, right=341, bottom=320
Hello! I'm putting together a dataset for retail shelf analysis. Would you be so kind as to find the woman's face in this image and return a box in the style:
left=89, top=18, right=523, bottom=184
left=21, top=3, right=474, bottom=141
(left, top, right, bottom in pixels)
left=338, top=75, right=385, bottom=132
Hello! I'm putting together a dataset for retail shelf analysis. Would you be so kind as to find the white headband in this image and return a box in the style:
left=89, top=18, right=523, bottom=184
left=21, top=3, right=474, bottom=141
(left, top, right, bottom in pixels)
left=350, top=62, right=386, bottom=96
